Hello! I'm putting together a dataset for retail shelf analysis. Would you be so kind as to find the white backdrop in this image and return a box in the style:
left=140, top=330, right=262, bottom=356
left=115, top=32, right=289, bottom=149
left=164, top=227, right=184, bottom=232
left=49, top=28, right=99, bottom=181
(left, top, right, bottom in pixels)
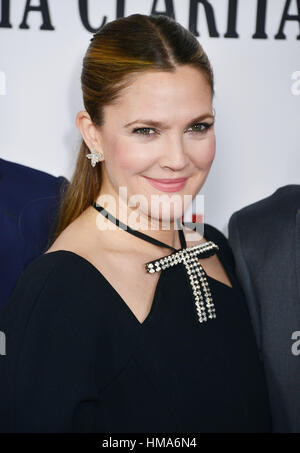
left=1, top=0, right=299, bottom=235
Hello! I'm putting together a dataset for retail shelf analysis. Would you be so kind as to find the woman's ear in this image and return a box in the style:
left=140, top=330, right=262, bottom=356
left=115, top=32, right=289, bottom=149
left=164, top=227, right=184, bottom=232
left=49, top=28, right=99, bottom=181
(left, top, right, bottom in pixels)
left=75, top=110, right=103, bottom=153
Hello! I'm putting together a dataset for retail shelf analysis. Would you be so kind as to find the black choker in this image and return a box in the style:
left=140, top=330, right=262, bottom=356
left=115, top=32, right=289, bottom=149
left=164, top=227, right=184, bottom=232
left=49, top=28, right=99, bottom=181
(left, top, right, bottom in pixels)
left=91, top=201, right=219, bottom=323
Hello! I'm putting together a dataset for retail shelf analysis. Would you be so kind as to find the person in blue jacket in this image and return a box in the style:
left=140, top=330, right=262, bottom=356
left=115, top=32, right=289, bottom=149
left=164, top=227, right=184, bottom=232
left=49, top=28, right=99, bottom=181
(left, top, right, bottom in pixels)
left=0, top=157, right=69, bottom=307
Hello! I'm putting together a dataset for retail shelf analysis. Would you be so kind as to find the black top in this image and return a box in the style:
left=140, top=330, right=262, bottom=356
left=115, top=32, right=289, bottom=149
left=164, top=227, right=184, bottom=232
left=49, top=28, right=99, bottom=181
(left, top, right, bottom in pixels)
left=0, top=223, right=272, bottom=433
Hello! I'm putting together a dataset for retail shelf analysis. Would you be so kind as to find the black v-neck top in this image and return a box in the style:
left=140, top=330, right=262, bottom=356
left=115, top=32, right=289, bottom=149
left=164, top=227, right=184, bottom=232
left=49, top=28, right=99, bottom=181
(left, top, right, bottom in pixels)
left=0, top=223, right=272, bottom=433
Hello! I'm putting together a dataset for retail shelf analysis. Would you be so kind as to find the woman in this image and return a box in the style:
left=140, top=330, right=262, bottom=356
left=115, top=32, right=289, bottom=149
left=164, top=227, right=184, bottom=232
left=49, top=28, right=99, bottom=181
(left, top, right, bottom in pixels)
left=0, top=13, right=272, bottom=433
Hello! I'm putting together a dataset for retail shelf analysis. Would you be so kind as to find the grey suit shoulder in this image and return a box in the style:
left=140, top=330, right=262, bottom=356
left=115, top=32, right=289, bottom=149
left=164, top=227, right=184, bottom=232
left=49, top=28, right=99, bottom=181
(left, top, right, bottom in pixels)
left=228, top=184, right=300, bottom=433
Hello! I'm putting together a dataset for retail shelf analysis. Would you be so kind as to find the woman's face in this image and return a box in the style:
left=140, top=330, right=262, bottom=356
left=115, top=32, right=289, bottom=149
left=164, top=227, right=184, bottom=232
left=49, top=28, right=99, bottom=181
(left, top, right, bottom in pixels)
left=96, top=65, right=216, bottom=225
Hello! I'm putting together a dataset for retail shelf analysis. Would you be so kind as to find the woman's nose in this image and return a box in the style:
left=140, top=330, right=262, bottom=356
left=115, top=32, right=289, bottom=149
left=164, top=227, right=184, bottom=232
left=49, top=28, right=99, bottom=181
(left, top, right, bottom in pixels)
left=160, top=136, right=188, bottom=170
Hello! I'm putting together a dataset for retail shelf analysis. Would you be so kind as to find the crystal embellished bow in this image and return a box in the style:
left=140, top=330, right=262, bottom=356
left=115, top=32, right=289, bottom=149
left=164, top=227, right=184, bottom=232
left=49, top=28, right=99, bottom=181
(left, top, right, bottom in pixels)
left=145, top=241, right=219, bottom=323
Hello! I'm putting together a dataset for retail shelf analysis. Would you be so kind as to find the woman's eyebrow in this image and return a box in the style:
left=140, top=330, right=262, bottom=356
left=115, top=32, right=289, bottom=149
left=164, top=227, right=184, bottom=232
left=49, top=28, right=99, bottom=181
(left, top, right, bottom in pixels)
left=124, top=113, right=214, bottom=129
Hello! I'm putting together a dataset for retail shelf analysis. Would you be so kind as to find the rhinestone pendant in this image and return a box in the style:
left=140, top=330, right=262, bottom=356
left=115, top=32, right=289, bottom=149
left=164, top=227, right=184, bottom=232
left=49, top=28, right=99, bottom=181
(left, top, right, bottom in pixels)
left=145, top=241, right=219, bottom=323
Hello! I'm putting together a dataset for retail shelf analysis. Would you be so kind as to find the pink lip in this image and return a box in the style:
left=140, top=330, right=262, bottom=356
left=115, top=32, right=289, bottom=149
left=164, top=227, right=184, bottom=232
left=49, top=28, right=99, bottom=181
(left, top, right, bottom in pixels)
left=142, top=176, right=188, bottom=192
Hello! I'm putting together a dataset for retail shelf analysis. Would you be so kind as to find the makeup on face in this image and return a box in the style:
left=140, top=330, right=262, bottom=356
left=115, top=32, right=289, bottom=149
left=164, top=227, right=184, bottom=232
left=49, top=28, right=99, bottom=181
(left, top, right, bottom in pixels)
left=97, top=66, right=215, bottom=224
left=142, top=176, right=189, bottom=193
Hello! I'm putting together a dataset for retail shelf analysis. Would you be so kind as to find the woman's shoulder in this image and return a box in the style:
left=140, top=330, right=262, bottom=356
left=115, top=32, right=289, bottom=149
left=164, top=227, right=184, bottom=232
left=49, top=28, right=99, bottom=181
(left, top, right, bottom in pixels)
left=19, top=249, right=106, bottom=287
left=0, top=252, right=62, bottom=318
left=203, top=222, right=229, bottom=246
left=184, top=221, right=234, bottom=265
left=0, top=250, right=109, bottom=328
left=12, top=250, right=90, bottom=295
left=203, top=222, right=235, bottom=266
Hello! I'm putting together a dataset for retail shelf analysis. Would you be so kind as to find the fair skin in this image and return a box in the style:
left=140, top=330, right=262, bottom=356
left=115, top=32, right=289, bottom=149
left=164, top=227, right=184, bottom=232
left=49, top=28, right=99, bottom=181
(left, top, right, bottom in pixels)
left=45, top=65, right=232, bottom=324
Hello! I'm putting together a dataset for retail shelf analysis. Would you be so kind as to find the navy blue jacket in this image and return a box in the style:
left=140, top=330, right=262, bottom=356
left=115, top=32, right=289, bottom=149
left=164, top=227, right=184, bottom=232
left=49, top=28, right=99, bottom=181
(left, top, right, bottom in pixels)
left=0, top=158, right=69, bottom=307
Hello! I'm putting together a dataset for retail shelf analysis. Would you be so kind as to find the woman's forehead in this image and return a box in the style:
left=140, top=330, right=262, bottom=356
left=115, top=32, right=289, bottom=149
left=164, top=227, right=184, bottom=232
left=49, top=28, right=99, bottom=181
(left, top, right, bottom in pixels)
left=104, top=68, right=212, bottom=122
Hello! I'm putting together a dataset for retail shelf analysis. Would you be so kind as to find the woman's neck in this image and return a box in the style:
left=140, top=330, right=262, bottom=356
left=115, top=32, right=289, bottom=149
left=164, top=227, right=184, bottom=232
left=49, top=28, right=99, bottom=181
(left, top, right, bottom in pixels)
left=84, top=203, right=184, bottom=253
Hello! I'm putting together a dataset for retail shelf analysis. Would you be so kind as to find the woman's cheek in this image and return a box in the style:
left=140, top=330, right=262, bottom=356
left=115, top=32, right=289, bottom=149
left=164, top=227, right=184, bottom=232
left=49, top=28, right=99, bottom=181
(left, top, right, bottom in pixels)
left=195, top=138, right=216, bottom=169
left=113, top=144, right=156, bottom=173
left=207, top=144, right=216, bottom=167
left=110, top=143, right=134, bottom=171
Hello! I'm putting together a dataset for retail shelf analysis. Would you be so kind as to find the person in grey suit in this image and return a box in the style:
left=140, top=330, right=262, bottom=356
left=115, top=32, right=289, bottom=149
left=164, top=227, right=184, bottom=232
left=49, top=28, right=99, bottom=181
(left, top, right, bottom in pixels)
left=228, top=184, right=300, bottom=433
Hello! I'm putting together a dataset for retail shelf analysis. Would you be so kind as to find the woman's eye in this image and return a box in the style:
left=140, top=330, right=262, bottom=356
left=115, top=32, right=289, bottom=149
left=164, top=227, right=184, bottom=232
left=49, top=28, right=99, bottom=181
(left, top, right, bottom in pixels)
left=132, top=122, right=214, bottom=137
left=187, top=122, right=214, bottom=134
left=132, top=127, right=156, bottom=136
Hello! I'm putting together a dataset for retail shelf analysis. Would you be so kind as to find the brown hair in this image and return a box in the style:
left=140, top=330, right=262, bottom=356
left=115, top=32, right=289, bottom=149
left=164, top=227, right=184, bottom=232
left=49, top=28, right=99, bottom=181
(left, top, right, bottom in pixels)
left=50, top=13, right=214, bottom=246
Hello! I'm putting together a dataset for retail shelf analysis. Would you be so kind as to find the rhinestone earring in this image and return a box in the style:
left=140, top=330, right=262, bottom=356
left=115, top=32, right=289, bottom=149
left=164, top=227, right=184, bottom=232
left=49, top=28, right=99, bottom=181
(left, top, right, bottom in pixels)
left=86, top=149, right=104, bottom=167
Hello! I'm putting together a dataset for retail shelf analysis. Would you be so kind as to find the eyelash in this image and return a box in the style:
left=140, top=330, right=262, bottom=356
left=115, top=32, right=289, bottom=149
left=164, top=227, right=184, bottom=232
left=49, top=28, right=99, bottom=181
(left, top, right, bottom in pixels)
left=132, top=122, right=214, bottom=137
